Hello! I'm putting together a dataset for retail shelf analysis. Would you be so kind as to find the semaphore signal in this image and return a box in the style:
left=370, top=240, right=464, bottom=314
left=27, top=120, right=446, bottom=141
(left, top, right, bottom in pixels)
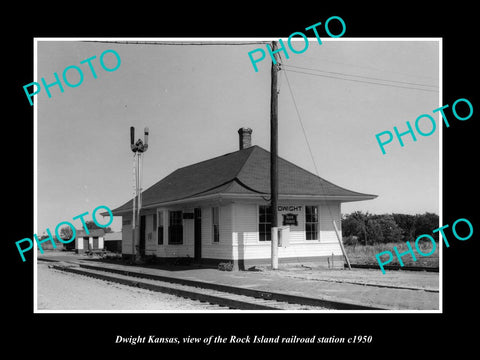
left=130, top=126, right=149, bottom=263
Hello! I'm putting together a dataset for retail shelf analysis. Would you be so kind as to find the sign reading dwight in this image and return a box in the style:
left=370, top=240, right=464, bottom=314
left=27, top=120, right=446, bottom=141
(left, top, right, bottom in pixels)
left=278, top=206, right=302, bottom=212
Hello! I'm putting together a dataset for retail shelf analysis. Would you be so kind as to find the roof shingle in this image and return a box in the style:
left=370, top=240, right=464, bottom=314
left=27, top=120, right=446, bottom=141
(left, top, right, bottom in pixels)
left=111, top=145, right=376, bottom=214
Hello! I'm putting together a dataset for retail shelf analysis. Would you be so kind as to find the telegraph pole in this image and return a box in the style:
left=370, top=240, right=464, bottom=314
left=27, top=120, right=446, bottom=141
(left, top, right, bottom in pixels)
left=270, top=41, right=280, bottom=270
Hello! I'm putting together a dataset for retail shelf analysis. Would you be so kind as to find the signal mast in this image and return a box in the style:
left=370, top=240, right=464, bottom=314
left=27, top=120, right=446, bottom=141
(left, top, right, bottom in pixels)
left=130, top=126, right=149, bottom=262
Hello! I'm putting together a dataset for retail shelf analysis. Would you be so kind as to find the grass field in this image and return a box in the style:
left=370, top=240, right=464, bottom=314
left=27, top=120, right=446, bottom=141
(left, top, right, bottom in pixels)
left=344, top=241, right=440, bottom=268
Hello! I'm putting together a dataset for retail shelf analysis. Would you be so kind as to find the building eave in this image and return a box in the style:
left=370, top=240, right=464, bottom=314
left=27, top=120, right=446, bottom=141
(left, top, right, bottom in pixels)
left=106, top=192, right=377, bottom=216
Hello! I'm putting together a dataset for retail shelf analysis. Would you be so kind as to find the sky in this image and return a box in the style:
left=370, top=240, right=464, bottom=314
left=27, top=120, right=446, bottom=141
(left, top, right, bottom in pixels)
left=36, top=38, right=440, bottom=234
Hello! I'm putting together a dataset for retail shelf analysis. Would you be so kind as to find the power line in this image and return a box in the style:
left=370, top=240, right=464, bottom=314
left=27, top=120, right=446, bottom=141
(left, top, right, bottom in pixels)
left=282, top=69, right=319, bottom=176
left=297, top=52, right=439, bottom=82
left=284, top=68, right=439, bottom=93
left=282, top=66, right=337, bottom=223
left=283, top=64, right=438, bottom=89
left=81, top=40, right=267, bottom=46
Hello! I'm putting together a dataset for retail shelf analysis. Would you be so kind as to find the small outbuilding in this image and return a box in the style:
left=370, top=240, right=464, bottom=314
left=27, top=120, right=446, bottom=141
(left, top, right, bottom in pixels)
left=110, top=128, right=377, bottom=269
left=75, top=228, right=105, bottom=253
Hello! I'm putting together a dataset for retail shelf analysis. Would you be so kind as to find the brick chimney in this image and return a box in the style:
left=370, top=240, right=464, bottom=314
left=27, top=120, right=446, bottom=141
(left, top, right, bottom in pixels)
left=238, top=127, right=253, bottom=150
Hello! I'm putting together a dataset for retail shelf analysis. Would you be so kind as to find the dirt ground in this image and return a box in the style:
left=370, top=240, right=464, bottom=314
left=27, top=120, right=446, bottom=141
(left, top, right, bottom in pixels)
left=36, top=251, right=440, bottom=310
left=36, top=262, right=224, bottom=311
left=38, top=251, right=439, bottom=291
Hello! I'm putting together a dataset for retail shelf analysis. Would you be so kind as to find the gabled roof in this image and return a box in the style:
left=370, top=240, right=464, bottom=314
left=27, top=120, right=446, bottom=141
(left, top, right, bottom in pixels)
left=76, top=228, right=105, bottom=237
left=111, top=145, right=376, bottom=214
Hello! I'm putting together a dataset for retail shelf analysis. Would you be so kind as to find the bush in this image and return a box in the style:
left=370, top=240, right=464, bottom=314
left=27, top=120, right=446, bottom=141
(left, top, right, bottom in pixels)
left=342, top=211, right=439, bottom=245
left=218, top=262, right=233, bottom=271
left=342, top=235, right=359, bottom=246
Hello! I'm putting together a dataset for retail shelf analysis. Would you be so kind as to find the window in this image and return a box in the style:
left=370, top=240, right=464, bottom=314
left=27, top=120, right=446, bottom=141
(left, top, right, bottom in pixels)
left=168, top=211, right=183, bottom=244
left=212, top=207, right=219, bottom=243
left=305, top=206, right=319, bottom=240
left=157, top=211, right=164, bottom=245
left=259, top=205, right=272, bottom=241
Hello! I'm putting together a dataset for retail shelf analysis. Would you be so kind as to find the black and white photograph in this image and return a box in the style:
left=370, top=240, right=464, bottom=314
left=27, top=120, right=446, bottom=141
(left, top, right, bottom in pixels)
left=7, top=5, right=478, bottom=355
left=33, top=38, right=440, bottom=314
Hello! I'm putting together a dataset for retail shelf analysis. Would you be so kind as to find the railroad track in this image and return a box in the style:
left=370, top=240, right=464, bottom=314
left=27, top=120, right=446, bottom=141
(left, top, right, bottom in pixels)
left=39, top=258, right=384, bottom=311
left=349, top=263, right=439, bottom=272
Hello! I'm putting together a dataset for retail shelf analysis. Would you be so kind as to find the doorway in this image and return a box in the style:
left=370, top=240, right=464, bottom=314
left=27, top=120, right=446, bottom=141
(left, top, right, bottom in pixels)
left=83, top=237, right=89, bottom=252
left=194, top=208, right=202, bottom=262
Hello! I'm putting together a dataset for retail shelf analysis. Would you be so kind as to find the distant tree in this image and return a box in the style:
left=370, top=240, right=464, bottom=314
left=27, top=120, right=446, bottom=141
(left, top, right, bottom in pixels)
left=377, top=214, right=403, bottom=243
left=85, top=220, right=101, bottom=230
left=342, top=213, right=363, bottom=237
left=59, top=225, right=74, bottom=240
left=342, top=211, right=369, bottom=245
left=343, top=212, right=413, bottom=245
left=365, top=217, right=384, bottom=245
left=84, top=220, right=112, bottom=233
left=342, top=214, right=361, bottom=246
left=414, top=212, right=439, bottom=241
left=392, top=213, right=416, bottom=241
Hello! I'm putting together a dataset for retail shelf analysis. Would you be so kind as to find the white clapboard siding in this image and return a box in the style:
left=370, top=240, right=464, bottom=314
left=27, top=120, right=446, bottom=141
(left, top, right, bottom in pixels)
left=231, top=202, right=343, bottom=260
left=202, top=204, right=235, bottom=260
left=155, top=210, right=168, bottom=257
left=121, top=214, right=132, bottom=254
left=145, top=214, right=157, bottom=255
left=121, top=201, right=344, bottom=261
left=232, top=203, right=259, bottom=245
left=157, top=213, right=194, bottom=258
left=232, top=242, right=343, bottom=260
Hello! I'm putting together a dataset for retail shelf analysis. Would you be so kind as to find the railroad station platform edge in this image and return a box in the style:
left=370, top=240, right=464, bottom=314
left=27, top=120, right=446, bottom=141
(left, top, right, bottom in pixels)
left=39, top=254, right=439, bottom=311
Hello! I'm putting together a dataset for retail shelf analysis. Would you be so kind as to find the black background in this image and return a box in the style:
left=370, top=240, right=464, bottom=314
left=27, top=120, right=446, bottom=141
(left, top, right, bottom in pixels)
left=6, top=3, right=478, bottom=355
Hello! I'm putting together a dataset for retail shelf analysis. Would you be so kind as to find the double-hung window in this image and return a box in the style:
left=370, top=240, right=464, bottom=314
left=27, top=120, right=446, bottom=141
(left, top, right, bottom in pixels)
left=168, top=211, right=183, bottom=244
left=212, top=207, right=219, bottom=243
left=157, top=211, right=164, bottom=245
left=259, top=205, right=272, bottom=241
left=305, top=206, right=319, bottom=240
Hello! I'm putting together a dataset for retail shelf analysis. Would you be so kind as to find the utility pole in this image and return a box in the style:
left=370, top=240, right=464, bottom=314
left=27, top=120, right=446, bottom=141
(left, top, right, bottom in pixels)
left=130, top=126, right=149, bottom=263
left=270, top=41, right=280, bottom=270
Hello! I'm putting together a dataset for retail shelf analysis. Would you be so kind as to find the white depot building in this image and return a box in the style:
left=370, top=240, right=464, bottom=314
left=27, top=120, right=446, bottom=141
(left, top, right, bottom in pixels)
left=109, top=128, right=376, bottom=269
